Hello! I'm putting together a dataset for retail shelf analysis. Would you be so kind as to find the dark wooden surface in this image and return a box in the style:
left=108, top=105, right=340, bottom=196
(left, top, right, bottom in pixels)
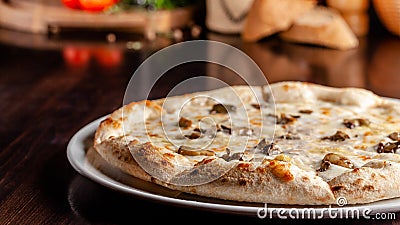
left=1, top=10, right=400, bottom=224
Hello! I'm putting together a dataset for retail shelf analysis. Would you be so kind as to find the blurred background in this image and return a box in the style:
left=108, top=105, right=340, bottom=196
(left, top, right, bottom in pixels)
left=1, top=0, right=399, bottom=98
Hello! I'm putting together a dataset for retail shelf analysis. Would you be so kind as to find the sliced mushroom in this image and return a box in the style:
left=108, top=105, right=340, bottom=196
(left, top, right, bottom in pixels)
left=343, top=118, right=370, bottom=129
left=276, top=113, right=298, bottom=125
left=219, top=124, right=232, bottom=135
left=178, top=117, right=192, bottom=128
left=316, top=161, right=331, bottom=172
left=267, top=113, right=278, bottom=119
left=194, top=127, right=206, bottom=133
left=251, top=103, right=261, bottom=109
left=362, top=160, right=387, bottom=169
left=388, top=132, right=400, bottom=141
left=299, top=109, right=313, bottom=114
left=221, top=148, right=243, bottom=161
left=184, top=131, right=201, bottom=139
left=210, top=104, right=236, bottom=114
left=322, top=130, right=350, bottom=142
left=377, top=141, right=399, bottom=153
left=177, top=146, right=215, bottom=156
left=321, top=153, right=355, bottom=169
left=255, top=138, right=282, bottom=156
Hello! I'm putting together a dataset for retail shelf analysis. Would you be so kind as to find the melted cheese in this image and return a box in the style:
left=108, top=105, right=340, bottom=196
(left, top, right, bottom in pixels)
left=124, top=85, right=400, bottom=181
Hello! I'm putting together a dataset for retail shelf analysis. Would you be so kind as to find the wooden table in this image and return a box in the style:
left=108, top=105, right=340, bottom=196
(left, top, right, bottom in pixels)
left=1, top=17, right=400, bottom=224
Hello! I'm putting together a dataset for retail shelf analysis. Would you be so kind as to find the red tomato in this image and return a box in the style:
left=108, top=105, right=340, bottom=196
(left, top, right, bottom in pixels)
left=94, top=48, right=122, bottom=68
left=78, top=0, right=118, bottom=12
left=61, top=0, right=81, bottom=9
left=63, top=46, right=91, bottom=68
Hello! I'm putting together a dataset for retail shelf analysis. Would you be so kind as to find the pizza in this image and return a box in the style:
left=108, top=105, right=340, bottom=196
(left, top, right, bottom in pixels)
left=93, top=81, right=400, bottom=205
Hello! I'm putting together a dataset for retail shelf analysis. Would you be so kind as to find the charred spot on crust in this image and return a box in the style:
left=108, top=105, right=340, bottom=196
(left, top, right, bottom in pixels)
left=362, top=185, right=375, bottom=191
left=220, top=177, right=228, bottom=183
left=331, top=185, right=345, bottom=192
left=237, top=162, right=251, bottom=170
left=113, top=148, right=134, bottom=162
left=194, top=158, right=216, bottom=167
left=238, top=179, right=247, bottom=186
left=354, top=178, right=364, bottom=185
left=163, top=153, right=175, bottom=158
left=269, top=160, right=294, bottom=182
left=102, top=117, right=121, bottom=129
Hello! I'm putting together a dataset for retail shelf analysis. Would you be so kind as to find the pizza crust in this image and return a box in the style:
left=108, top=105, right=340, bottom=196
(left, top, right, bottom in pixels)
left=95, top=137, right=336, bottom=204
left=93, top=81, right=400, bottom=205
left=329, top=161, right=400, bottom=204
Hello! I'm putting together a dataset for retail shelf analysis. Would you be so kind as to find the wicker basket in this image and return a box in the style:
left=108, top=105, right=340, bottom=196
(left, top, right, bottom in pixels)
left=373, top=0, right=400, bottom=36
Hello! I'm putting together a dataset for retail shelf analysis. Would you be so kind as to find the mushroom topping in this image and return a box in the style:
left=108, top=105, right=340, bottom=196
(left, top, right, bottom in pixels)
left=194, top=127, right=206, bottom=133
left=221, top=148, right=243, bottom=161
left=317, top=161, right=331, bottom=172
left=177, top=146, right=215, bottom=156
left=276, top=113, right=299, bottom=125
left=255, top=138, right=282, bottom=156
left=362, top=160, right=388, bottom=169
left=184, top=131, right=201, bottom=139
left=322, top=130, right=350, bottom=142
left=178, top=117, right=192, bottom=128
left=299, top=109, right=313, bottom=114
left=377, top=141, right=399, bottom=153
left=210, top=104, right=236, bottom=114
left=388, top=132, right=400, bottom=141
left=251, top=103, right=261, bottom=109
left=317, top=153, right=355, bottom=171
left=343, top=118, right=370, bottom=129
left=219, top=124, right=232, bottom=135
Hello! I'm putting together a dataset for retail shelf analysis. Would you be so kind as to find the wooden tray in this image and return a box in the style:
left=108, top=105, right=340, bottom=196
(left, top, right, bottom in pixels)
left=0, top=0, right=195, bottom=34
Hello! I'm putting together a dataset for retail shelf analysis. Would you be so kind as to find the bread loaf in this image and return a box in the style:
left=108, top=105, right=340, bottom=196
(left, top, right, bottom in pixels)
left=241, top=0, right=316, bottom=42
left=279, top=6, right=359, bottom=50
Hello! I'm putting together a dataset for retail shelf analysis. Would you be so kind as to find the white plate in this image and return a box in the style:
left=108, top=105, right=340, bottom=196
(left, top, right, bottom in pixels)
left=67, top=116, right=400, bottom=218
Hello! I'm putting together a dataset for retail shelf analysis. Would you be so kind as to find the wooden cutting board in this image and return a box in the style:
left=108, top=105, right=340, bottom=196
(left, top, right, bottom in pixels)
left=0, top=0, right=194, bottom=34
